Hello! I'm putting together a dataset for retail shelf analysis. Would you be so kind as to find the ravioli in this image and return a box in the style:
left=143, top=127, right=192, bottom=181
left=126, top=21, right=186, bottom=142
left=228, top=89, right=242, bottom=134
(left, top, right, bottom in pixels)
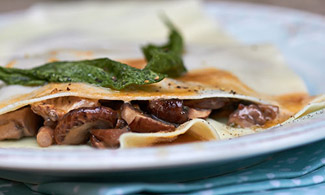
left=0, top=46, right=322, bottom=149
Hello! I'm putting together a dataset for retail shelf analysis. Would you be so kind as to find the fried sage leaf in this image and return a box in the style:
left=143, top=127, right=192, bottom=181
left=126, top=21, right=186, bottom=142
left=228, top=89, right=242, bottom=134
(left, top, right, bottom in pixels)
left=142, top=17, right=187, bottom=77
left=0, top=59, right=164, bottom=90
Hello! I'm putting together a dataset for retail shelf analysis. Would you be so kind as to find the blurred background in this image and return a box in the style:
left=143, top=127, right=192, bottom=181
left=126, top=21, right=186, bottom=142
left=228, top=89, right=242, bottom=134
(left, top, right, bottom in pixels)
left=0, top=0, right=324, bottom=15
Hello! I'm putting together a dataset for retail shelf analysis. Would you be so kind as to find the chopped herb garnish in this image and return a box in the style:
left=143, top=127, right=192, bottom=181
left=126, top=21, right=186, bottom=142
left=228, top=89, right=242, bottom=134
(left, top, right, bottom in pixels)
left=0, top=18, right=187, bottom=90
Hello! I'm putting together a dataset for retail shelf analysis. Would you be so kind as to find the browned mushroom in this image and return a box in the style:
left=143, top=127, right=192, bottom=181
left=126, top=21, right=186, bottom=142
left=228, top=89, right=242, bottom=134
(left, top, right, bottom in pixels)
left=54, top=106, right=117, bottom=145
left=0, top=107, right=42, bottom=140
left=31, top=97, right=99, bottom=127
left=259, top=104, right=280, bottom=120
left=37, top=126, right=54, bottom=147
left=90, top=135, right=106, bottom=149
left=90, top=128, right=128, bottom=148
left=121, top=103, right=175, bottom=133
left=184, top=98, right=229, bottom=109
left=147, top=99, right=188, bottom=124
left=0, top=121, right=24, bottom=140
left=116, top=118, right=128, bottom=129
left=228, top=104, right=279, bottom=128
left=188, top=108, right=212, bottom=119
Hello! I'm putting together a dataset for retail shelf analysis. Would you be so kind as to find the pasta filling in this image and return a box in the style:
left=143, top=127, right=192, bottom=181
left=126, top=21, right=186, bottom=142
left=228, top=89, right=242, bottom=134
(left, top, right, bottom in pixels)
left=0, top=97, right=279, bottom=148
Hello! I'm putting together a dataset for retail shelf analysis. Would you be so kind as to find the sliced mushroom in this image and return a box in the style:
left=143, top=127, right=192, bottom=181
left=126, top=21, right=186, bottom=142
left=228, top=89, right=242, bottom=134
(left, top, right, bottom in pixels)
left=90, top=135, right=106, bottom=149
left=228, top=104, right=279, bottom=128
left=0, top=121, right=24, bottom=140
left=31, top=97, right=99, bottom=127
left=121, top=103, right=175, bottom=133
left=116, top=118, right=128, bottom=129
left=37, top=126, right=54, bottom=147
left=188, top=108, right=212, bottom=119
left=184, top=98, right=229, bottom=109
left=0, top=107, right=42, bottom=140
left=54, top=106, right=117, bottom=145
left=90, top=128, right=128, bottom=148
left=259, top=104, right=279, bottom=120
left=147, top=99, right=188, bottom=124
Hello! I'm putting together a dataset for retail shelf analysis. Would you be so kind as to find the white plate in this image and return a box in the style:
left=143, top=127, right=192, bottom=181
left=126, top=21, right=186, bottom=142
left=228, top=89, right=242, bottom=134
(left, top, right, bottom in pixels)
left=0, top=2, right=325, bottom=183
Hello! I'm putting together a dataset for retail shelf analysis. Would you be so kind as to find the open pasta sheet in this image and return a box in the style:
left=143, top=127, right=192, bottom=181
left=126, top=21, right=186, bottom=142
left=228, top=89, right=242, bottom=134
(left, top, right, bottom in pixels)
left=0, top=0, right=324, bottom=149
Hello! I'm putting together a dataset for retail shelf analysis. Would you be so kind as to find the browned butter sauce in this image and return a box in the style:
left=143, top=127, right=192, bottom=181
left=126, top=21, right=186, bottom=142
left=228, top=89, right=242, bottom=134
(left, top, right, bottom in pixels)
left=5, top=60, right=16, bottom=68
left=260, top=93, right=314, bottom=128
left=258, top=93, right=313, bottom=129
left=120, top=58, right=147, bottom=69
left=177, top=68, right=258, bottom=97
